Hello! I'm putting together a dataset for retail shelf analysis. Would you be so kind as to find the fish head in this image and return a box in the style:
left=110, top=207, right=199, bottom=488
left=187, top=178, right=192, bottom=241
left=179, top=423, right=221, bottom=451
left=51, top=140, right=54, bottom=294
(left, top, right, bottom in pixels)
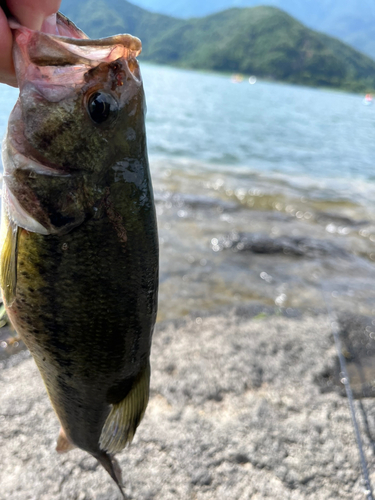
left=10, top=16, right=145, bottom=175
left=2, top=15, right=146, bottom=236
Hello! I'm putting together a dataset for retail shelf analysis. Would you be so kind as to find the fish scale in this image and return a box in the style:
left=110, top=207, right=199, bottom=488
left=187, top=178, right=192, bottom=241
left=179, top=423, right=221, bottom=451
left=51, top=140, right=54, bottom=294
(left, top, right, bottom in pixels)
left=0, top=12, right=158, bottom=498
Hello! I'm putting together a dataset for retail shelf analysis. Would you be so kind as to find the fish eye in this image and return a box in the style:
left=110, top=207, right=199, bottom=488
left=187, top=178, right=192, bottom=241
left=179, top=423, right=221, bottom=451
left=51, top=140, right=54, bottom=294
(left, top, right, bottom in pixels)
left=87, top=91, right=118, bottom=125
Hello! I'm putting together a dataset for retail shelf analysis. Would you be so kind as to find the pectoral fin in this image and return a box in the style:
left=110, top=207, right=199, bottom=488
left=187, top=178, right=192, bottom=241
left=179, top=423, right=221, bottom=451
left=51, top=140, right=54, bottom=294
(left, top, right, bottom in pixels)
left=99, top=362, right=150, bottom=454
left=0, top=221, right=20, bottom=306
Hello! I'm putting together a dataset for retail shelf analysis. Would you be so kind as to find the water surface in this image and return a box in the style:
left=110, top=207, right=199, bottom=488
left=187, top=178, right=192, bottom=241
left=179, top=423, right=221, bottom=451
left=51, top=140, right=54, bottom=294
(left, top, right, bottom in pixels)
left=1, top=63, right=375, bottom=321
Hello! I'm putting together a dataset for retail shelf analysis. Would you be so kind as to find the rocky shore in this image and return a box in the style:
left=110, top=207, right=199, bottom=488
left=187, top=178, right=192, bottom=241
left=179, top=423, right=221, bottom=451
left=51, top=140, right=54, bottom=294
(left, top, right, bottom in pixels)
left=1, top=307, right=375, bottom=499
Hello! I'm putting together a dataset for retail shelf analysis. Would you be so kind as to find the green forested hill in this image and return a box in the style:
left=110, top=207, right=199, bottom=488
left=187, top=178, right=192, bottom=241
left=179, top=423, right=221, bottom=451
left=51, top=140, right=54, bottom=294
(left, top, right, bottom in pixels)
left=60, top=0, right=375, bottom=92
left=120, top=0, right=375, bottom=59
left=60, top=0, right=183, bottom=44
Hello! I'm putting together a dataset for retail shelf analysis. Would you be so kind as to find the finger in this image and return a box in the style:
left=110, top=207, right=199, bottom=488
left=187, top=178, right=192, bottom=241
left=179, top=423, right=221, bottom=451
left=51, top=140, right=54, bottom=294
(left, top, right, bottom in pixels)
left=7, top=0, right=61, bottom=31
left=0, top=6, right=16, bottom=86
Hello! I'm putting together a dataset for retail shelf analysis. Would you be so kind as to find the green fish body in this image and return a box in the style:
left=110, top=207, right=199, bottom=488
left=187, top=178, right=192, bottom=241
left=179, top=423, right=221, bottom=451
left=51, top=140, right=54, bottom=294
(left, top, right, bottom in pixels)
left=0, top=14, right=158, bottom=496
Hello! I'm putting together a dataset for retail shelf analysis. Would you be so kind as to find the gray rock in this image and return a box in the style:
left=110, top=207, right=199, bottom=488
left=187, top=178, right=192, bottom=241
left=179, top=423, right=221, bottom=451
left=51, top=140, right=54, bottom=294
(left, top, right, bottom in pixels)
left=214, top=232, right=349, bottom=258
left=316, top=312, right=375, bottom=398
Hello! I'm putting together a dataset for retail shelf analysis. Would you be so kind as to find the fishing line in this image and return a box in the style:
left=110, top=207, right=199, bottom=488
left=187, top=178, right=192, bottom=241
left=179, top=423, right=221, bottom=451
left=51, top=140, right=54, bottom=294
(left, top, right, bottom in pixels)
left=321, top=283, right=374, bottom=500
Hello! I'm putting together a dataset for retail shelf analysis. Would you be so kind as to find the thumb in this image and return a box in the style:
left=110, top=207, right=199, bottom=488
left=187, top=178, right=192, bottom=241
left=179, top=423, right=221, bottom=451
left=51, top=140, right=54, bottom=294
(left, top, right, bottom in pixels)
left=6, top=0, right=61, bottom=31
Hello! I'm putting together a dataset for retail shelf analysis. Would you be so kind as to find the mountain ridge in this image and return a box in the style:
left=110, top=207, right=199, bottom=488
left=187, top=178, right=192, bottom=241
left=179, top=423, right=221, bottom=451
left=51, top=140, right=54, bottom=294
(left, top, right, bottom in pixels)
left=126, top=0, right=375, bottom=59
left=60, top=0, right=375, bottom=92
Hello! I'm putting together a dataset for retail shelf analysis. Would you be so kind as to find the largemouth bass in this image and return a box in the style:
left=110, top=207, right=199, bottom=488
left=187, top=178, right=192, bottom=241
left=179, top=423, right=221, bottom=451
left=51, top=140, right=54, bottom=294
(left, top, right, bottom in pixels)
left=0, top=13, right=158, bottom=497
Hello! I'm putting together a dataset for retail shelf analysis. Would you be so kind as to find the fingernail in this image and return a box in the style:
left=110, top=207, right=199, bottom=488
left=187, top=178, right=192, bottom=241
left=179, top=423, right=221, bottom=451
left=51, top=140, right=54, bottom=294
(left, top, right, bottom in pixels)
left=41, top=14, right=58, bottom=35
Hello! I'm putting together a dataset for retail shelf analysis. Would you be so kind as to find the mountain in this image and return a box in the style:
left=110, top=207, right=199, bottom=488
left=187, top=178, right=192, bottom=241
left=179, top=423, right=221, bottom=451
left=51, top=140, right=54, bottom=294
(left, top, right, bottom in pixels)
left=127, top=0, right=375, bottom=59
left=60, top=0, right=183, bottom=46
left=59, top=0, right=375, bottom=92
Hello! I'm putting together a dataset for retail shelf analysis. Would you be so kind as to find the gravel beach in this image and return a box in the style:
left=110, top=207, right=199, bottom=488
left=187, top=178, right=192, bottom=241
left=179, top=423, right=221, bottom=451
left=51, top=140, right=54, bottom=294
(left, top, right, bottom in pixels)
left=1, top=308, right=375, bottom=500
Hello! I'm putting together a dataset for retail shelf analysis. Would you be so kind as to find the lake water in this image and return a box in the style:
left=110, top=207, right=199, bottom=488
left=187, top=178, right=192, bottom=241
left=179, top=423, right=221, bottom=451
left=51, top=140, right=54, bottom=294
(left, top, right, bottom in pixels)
left=1, top=63, right=375, bottom=321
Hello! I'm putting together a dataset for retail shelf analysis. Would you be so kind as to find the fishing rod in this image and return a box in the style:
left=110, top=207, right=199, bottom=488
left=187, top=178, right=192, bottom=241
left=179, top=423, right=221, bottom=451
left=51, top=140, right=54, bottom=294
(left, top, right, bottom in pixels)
left=321, top=283, right=374, bottom=500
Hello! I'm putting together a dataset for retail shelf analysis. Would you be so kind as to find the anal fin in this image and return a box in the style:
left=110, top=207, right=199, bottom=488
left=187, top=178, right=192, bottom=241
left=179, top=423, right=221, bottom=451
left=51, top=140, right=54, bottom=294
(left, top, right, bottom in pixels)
left=0, top=221, right=20, bottom=306
left=56, top=426, right=77, bottom=454
left=99, top=362, right=150, bottom=454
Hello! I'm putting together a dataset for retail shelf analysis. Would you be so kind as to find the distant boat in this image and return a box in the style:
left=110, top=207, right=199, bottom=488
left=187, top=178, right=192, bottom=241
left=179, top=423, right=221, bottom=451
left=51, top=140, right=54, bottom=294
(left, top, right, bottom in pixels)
left=231, top=74, right=244, bottom=83
left=363, top=93, right=373, bottom=105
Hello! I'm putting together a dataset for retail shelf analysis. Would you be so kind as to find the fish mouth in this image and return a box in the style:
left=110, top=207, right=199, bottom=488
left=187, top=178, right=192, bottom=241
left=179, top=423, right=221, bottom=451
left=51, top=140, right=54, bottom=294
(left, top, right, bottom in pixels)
left=25, top=31, right=142, bottom=68
left=10, top=13, right=142, bottom=91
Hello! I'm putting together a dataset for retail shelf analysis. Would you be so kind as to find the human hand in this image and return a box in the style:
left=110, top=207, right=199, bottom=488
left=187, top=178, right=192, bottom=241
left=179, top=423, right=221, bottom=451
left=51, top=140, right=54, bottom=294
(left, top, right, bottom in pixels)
left=0, top=0, right=62, bottom=86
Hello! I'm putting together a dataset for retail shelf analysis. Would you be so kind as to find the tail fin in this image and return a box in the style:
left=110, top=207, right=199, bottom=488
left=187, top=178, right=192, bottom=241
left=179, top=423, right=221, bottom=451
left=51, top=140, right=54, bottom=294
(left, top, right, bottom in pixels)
left=95, top=451, right=126, bottom=499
